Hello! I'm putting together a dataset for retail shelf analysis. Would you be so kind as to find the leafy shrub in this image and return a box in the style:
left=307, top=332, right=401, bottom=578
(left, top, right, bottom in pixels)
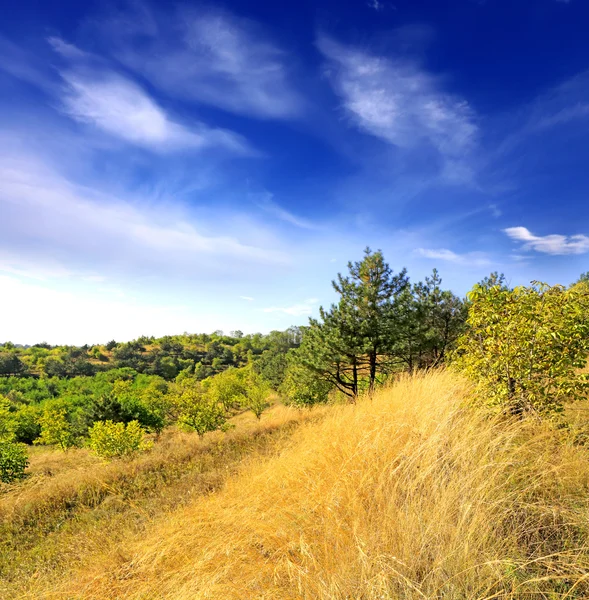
left=0, top=440, right=29, bottom=483
left=0, top=396, right=16, bottom=441
left=454, top=281, right=589, bottom=416
left=12, top=405, right=42, bottom=444
left=243, top=369, right=271, bottom=419
left=87, top=420, right=152, bottom=460
left=173, top=382, right=228, bottom=437
left=206, top=368, right=247, bottom=411
left=34, top=409, right=76, bottom=451
left=281, top=356, right=332, bottom=408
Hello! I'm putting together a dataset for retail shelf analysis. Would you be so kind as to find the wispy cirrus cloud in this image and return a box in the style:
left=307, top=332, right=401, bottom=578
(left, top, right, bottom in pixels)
left=504, top=226, right=589, bottom=255
left=58, top=68, right=250, bottom=153
left=253, top=192, right=320, bottom=230
left=318, top=35, right=478, bottom=182
left=415, top=247, right=491, bottom=266
left=0, top=149, right=288, bottom=283
left=98, top=6, right=303, bottom=120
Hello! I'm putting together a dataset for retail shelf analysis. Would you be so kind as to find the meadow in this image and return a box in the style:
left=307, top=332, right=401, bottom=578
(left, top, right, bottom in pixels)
left=2, top=253, right=589, bottom=598
left=3, top=371, right=589, bottom=599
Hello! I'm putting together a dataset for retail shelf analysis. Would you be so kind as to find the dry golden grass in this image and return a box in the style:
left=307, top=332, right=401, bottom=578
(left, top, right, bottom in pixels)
left=11, top=370, right=589, bottom=600
left=0, top=404, right=321, bottom=596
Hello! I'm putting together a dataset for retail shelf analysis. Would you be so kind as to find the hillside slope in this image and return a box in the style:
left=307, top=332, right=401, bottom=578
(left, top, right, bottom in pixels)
left=18, top=371, right=589, bottom=599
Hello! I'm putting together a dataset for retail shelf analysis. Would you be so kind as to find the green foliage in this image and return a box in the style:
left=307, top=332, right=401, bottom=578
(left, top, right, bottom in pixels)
left=454, top=281, right=589, bottom=416
left=0, top=440, right=29, bottom=483
left=243, top=368, right=271, bottom=419
left=0, top=396, right=16, bottom=441
left=172, top=381, right=228, bottom=437
left=34, top=409, right=76, bottom=450
left=206, top=368, right=248, bottom=411
left=12, top=405, right=42, bottom=444
left=296, top=248, right=409, bottom=399
left=394, top=269, right=467, bottom=370
left=87, top=420, right=151, bottom=460
left=281, top=352, right=332, bottom=407
left=0, top=352, right=27, bottom=377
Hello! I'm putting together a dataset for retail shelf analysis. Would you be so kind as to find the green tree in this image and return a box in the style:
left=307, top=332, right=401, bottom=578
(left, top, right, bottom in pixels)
left=243, top=368, right=271, bottom=419
left=34, top=409, right=76, bottom=450
left=172, top=382, right=227, bottom=437
left=87, top=420, right=151, bottom=460
left=0, top=440, right=29, bottom=483
left=12, top=405, right=42, bottom=444
left=454, top=281, right=589, bottom=416
left=281, top=352, right=332, bottom=407
left=0, top=353, right=27, bottom=377
left=295, top=249, right=408, bottom=398
left=207, top=368, right=247, bottom=411
left=0, top=396, right=16, bottom=441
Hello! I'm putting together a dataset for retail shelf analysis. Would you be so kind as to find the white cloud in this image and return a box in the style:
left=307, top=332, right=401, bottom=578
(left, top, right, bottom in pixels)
left=415, top=248, right=490, bottom=266
left=263, top=298, right=319, bottom=317
left=48, top=36, right=91, bottom=60
left=102, top=7, right=302, bottom=120
left=504, top=226, right=589, bottom=255
left=318, top=35, right=478, bottom=176
left=0, top=152, right=289, bottom=283
left=59, top=69, right=248, bottom=153
left=239, top=296, right=254, bottom=301
left=367, top=0, right=384, bottom=11
left=254, top=192, right=320, bottom=230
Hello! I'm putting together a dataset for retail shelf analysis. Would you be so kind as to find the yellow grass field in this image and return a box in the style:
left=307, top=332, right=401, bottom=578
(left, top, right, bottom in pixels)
left=4, top=371, right=589, bottom=599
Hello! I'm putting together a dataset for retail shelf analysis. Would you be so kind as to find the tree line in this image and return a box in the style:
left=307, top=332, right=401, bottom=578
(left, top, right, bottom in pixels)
left=3, top=247, right=589, bottom=483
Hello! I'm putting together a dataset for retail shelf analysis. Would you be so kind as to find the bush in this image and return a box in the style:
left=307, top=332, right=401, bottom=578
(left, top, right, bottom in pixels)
left=0, top=396, right=16, bottom=441
left=0, top=440, right=29, bottom=483
left=173, top=381, right=228, bottom=437
left=243, top=369, right=271, bottom=419
left=87, top=420, right=152, bottom=460
left=34, top=409, right=76, bottom=451
left=12, top=405, right=42, bottom=444
left=281, top=356, right=331, bottom=408
left=454, top=281, right=589, bottom=416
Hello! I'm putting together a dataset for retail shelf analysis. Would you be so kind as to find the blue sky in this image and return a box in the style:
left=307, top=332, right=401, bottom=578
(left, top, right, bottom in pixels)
left=1, top=0, right=589, bottom=344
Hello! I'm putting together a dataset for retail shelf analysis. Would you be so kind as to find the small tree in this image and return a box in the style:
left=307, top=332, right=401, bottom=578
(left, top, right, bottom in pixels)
left=0, top=440, right=29, bottom=483
left=295, top=248, right=409, bottom=399
left=172, top=382, right=227, bottom=438
left=454, top=281, right=589, bottom=417
left=87, top=420, right=151, bottom=460
left=207, top=368, right=247, bottom=412
left=246, top=377, right=271, bottom=420
left=34, top=409, right=76, bottom=451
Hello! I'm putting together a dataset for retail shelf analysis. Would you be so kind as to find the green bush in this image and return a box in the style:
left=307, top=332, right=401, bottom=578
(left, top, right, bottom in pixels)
left=172, top=381, right=228, bottom=437
left=454, top=282, right=589, bottom=416
left=34, top=409, right=76, bottom=451
left=0, top=396, right=16, bottom=441
left=0, top=440, right=29, bottom=483
left=13, top=405, right=42, bottom=444
left=87, top=420, right=152, bottom=460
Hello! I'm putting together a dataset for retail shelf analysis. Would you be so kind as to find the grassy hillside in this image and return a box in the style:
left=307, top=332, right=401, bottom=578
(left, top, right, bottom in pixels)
left=6, top=370, right=589, bottom=599
left=0, top=405, right=324, bottom=598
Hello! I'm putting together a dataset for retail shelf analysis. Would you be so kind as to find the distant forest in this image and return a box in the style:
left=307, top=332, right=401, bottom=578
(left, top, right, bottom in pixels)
left=2, top=248, right=588, bottom=455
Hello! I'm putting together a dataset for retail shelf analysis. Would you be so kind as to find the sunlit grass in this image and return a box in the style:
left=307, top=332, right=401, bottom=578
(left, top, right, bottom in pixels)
left=0, top=404, right=321, bottom=597
left=4, top=370, right=585, bottom=599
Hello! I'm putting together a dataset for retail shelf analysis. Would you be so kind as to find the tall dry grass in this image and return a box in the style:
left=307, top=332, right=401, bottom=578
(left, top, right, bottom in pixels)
left=0, top=404, right=319, bottom=595
left=25, top=370, right=589, bottom=600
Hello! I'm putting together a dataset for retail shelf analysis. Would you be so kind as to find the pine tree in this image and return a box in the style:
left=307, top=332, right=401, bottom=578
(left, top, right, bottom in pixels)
left=296, top=248, right=409, bottom=398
